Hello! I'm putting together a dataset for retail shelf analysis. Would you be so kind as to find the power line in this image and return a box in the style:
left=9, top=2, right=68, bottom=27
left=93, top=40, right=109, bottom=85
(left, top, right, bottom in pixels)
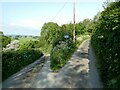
left=52, top=2, right=67, bottom=21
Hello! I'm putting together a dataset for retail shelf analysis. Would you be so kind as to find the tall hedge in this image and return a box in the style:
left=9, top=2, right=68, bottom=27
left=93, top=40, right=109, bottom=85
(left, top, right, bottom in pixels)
left=91, top=2, right=120, bottom=88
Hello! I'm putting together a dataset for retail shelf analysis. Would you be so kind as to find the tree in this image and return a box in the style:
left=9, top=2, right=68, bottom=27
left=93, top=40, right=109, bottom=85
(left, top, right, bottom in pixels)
left=61, top=23, right=73, bottom=39
left=39, top=22, right=61, bottom=53
left=40, top=22, right=61, bottom=44
left=76, top=22, right=85, bottom=35
left=93, top=12, right=101, bottom=22
left=76, top=19, right=94, bottom=35
left=103, top=0, right=112, bottom=9
left=2, top=33, right=11, bottom=48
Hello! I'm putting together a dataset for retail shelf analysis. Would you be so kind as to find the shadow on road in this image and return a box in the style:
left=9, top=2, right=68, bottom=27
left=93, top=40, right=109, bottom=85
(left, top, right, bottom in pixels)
left=32, top=40, right=91, bottom=88
left=32, top=40, right=103, bottom=88
left=2, top=55, right=48, bottom=88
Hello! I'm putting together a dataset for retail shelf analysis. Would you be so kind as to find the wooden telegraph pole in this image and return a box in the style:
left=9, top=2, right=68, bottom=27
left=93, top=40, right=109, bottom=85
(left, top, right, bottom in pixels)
left=73, top=0, right=76, bottom=43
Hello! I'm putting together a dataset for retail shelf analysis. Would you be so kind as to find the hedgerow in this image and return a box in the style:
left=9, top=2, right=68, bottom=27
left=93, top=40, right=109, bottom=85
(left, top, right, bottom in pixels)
left=2, top=49, right=43, bottom=81
left=91, top=2, right=120, bottom=88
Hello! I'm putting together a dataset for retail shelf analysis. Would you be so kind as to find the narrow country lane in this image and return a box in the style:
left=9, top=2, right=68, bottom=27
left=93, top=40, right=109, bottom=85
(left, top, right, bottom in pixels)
left=31, top=39, right=103, bottom=88
left=2, top=39, right=103, bottom=88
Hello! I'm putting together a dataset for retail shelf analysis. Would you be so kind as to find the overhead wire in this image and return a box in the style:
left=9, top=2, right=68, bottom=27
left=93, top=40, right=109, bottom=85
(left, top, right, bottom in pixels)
left=51, top=2, right=67, bottom=21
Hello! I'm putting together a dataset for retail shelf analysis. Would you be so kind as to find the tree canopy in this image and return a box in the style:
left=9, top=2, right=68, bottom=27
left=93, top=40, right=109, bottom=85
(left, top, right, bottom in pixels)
left=40, top=22, right=61, bottom=45
left=2, top=33, right=11, bottom=48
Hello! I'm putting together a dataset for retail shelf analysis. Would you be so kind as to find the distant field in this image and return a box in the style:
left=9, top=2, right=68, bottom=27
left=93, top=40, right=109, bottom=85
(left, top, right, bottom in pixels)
left=11, top=37, right=39, bottom=45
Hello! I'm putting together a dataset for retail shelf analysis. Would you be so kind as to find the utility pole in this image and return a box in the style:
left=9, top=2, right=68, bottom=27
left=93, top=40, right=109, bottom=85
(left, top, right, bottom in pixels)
left=73, top=0, right=76, bottom=43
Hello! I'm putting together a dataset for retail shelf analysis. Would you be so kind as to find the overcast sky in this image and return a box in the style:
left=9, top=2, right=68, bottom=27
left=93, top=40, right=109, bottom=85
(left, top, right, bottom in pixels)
left=0, top=0, right=105, bottom=36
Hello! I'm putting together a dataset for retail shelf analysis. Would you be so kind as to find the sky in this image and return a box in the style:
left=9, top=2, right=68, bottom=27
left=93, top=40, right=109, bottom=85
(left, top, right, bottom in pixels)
left=0, top=0, right=105, bottom=36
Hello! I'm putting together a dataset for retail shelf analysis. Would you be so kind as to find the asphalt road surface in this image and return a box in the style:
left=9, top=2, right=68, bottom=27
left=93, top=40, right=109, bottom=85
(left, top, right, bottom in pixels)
left=2, top=39, right=103, bottom=88
left=31, top=39, right=103, bottom=88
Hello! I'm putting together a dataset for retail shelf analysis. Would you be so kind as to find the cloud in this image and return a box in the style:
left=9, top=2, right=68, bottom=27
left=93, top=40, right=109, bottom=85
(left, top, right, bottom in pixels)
left=0, top=23, right=40, bottom=36
left=0, top=18, right=48, bottom=36
left=9, top=19, right=42, bottom=29
left=0, top=22, right=40, bottom=36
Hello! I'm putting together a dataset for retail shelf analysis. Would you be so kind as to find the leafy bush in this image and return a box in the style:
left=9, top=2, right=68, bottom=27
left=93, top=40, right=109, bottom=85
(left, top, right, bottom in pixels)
left=2, top=35, right=11, bottom=48
left=91, top=2, right=120, bottom=88
left=50, top=39, right=75, bottom=71
left=2, top=49, right=43, bottom=81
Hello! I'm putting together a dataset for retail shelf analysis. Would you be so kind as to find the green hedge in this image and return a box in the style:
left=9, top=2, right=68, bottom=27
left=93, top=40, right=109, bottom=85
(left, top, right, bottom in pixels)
left=91, top=2, right=120, bottom=88
left=2, top=49, right=43, bottom=81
